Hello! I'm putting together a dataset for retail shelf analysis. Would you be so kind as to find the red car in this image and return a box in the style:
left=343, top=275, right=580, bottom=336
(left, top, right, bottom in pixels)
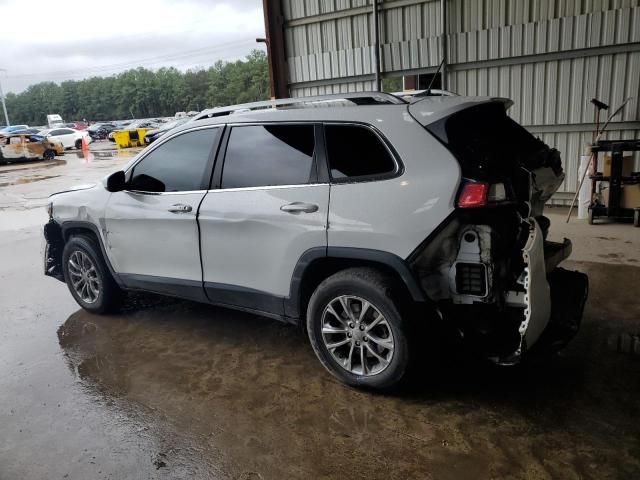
left=63, top=122, right=88, bottom=131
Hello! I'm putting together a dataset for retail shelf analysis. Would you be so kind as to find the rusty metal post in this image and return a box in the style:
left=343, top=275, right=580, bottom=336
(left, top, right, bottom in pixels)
left=372, top=0, right=382, bottom=92
left=262, top=0, right=289, bottom=99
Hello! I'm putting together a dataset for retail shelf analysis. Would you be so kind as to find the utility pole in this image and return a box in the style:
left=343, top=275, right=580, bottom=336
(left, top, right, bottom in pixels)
left=0, top=69, right=10, bottom=127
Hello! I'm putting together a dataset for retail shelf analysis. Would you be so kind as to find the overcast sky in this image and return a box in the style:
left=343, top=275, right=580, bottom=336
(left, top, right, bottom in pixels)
left=0, top=0, right=265, bottom=94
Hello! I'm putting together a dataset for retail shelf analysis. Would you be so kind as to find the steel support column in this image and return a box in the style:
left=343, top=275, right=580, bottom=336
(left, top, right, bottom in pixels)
left=262, top=0, right=289, bottom=99
left=373, top=0, right=382, bottom=92
left=440, top=0, right=447, bottom=90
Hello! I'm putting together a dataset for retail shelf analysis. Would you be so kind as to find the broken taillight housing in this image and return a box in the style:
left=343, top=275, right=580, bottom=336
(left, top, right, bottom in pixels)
left=457, top=181, right=508, bottom=208
left=487, top=183, right=507, bottom=202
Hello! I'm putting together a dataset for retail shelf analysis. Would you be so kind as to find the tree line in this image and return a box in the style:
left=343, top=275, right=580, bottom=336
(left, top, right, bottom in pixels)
left=4, top=50, right=270, bottom=126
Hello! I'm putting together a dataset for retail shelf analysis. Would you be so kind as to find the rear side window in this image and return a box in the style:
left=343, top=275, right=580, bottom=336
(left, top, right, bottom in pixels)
left=325, top=125, right=397, bottom=181
left=129, top=128, right=219, bottom=192
left=221, top=125, right=315, bottom=189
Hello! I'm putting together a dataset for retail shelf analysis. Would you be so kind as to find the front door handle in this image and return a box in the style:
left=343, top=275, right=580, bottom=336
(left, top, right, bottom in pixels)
left=280, top=202, right=319, bottom=214
left=168, top=204, right=193, bottom=213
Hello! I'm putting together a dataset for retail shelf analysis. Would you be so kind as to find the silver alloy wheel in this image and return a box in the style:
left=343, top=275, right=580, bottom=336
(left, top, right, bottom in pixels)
left=67, top=250, right=101, bottom=304
left=321, top=295, right=395, bottom=376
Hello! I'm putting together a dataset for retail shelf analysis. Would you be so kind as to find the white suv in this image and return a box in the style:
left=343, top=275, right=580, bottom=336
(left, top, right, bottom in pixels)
left=44, top=93, right=588, bottom=390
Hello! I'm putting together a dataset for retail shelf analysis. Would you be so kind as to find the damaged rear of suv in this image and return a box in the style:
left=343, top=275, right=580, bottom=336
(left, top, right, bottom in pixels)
left=44, top=92, right=588, bottom=390
left=408, top=98, right=588, bottom=365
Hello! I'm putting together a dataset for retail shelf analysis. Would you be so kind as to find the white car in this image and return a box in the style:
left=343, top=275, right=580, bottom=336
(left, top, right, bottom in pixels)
left=43, top=93, right=588, bottom=390
left=40, top=127, right=92, bottom=150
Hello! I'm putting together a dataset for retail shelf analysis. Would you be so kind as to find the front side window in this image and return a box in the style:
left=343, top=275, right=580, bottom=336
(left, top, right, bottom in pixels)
left=221, top=124, right=315, bottom=189
left=325, top=125, right=397, bottom=181
left=129, top=128, right=219, bottom=192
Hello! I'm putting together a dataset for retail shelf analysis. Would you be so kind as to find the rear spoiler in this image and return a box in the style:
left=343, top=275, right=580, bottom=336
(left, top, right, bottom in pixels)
left=408, top=97, right=513, bottom=127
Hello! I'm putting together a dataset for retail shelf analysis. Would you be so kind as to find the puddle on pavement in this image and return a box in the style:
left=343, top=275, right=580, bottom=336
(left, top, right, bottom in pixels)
left=0, top=174, right=60, bottom=188
left=73, top=149, right=139, bottom=161
left=53, top=262, right=640, bottom=479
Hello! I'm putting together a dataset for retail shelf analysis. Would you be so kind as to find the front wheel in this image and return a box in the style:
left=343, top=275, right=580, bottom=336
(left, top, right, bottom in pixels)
left=43, top=149, right=55, bottom=161
left=62, top=236, right=123, bottom=314
left=306, top=268, right=410, bottom=390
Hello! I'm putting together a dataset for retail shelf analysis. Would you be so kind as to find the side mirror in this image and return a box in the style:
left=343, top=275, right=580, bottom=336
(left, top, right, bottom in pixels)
left=129, top=174, right=166, bottom=193
left=106, top=171, right=126, bottom=192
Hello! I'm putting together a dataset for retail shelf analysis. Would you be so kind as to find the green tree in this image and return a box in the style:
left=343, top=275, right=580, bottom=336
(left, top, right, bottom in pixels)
left=4, top=50, right=269, bottom=125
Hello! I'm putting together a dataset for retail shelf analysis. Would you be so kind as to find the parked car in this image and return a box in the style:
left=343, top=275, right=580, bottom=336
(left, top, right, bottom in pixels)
left=63, top=122, right=88, bottom=131
left=0, top=133, right=64, bottom=163
left=88, top=123, right=117, bottom=140
left=108, top=121, right=159, bottom=142
left=0, top=125, right=29, bottom=134
left=43, top=93, right=588, bottom=390
left=39, top=127, right=92, bottom=150
left=144, top=118, right=189, bottom=144
left=9, top=128, right=43, bottom=135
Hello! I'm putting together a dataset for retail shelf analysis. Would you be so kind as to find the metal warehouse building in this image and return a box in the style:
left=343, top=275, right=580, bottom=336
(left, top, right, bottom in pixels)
left=262, top=0, right=640, bottom=202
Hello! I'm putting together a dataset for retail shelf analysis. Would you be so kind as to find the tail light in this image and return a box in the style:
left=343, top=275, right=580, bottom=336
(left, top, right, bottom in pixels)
left=457, top=182, right=488, bottom=208
left=457, top=181, right=508, bottom=208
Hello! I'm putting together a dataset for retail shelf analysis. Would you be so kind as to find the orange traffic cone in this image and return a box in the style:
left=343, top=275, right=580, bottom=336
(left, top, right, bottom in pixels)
left=81, top=137, right=89, bottom=162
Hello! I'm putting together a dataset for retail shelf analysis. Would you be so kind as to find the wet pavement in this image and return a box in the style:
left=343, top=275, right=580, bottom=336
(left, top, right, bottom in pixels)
left=1, top=147, right=639, bottom=479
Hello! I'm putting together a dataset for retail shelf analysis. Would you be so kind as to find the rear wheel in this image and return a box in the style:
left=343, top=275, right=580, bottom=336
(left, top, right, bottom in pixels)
left=43, top=149, right=55, bottom=161
left=307, top=268, right=410, bottom=390
left=74, top=139, right=83, bottom=149
left=62, top=236, right=122, bottom=314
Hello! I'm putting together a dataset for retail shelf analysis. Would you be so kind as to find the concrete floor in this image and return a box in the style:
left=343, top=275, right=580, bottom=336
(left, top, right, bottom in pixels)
left=1, top=146, right=639, bottom=479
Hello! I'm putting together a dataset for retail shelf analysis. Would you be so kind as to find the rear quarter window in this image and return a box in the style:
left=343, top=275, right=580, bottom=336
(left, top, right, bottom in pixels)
left=324, top=124, right=398, bottom=182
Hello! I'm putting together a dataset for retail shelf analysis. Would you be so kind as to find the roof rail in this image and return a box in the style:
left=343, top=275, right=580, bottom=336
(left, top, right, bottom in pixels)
left=192, top=91, right=406, bottom=121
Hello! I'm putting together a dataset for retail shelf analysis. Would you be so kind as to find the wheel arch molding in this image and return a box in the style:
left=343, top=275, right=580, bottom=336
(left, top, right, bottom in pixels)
left=285, top=246, right=428, bottom=319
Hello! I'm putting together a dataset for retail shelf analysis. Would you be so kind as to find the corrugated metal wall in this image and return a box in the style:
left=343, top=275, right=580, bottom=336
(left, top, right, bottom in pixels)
left=281, top=0, right=640, bottom=201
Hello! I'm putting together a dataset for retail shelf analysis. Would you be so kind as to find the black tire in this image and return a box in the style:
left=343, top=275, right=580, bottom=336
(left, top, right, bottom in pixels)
left=634, top=209, right=640, bottom=227
left=306, top=267, right=410, bottom=390
left=588, top=208, right=595, bottom=225
left=43, top=149, right=55, bottom=161
left=74, top=139, right=83, bottom=149
left=62, top=235, right=122, bottom=314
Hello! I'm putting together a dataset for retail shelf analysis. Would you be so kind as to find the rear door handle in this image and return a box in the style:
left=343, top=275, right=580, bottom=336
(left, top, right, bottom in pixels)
left=168, top=204, right=193, bottom=213
left=280, top=202, right=319, bottom=214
